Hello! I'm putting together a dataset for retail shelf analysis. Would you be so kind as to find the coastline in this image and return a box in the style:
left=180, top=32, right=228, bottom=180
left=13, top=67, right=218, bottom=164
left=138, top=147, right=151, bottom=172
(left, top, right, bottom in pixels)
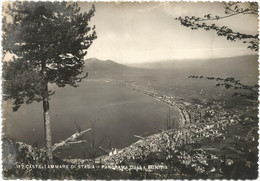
left=66, top=79, right=192, bottom=164
left=66, top=79, right=253, bottom=171
left=109, top=79, right=191, bottom=127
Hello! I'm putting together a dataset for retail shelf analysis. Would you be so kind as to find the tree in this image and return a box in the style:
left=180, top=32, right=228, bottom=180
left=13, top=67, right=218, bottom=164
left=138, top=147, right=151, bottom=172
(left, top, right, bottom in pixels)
left=176, top=2, right=259, bottom=51
left=2, top=2, right=97, bottom=162
left=85, top=120, right=104, bottom=171
left=164, top=107, right=180, bottom=130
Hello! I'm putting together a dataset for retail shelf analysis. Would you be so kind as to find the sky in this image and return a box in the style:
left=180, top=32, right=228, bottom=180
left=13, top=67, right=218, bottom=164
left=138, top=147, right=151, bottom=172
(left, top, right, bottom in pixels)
left=78, top=2, right=258, bottom=64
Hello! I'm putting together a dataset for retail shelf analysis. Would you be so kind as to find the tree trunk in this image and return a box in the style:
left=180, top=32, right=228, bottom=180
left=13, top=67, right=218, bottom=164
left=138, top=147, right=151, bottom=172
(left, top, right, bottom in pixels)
left=43, top=82, right=53, bottom=162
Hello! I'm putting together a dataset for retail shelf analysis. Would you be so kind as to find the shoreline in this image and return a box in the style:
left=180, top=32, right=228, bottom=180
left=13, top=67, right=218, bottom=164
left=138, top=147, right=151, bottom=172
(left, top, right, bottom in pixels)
left=86, top=78, right=190, bottom=128
left=113, top=79, right=190, bottom=127
left=66, top=79, right=192, bottom=163
left=66, top=78, right=249, bottom=166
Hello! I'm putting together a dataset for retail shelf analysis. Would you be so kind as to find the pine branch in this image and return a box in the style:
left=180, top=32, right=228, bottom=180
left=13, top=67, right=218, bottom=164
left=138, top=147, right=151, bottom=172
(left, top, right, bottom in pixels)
left=52, top=128, right=91, bottom=152
left=175, top=2, right=259, bottom=51
left=188, top=75, right=258, bottom=100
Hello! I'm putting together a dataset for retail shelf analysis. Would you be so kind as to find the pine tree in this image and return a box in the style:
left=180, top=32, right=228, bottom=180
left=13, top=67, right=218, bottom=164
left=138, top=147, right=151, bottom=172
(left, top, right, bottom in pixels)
left=2, top=2, right=97, bottom=162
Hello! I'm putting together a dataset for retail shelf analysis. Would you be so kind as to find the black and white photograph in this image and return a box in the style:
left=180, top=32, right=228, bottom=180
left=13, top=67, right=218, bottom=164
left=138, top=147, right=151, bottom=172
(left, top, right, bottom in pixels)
left=1, top=1, right=259, bottom=179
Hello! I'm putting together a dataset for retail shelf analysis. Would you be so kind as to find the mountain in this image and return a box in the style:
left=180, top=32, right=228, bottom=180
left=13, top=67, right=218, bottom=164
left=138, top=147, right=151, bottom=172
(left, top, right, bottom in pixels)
left=84, top=58, right=147, bottom=79
left=130, top=55, right=258, bottom=70
left=128, top=55, right=258, bottom=79
left=83, top=55, right=258, bottom=83
left=85, top=58, right=129, bottom=71
left=85, top=58, right=131, bottom=72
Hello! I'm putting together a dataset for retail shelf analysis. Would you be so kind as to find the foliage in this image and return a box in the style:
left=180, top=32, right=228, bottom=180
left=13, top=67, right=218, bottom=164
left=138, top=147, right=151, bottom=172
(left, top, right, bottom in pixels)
left=85, top=121, right=104, bottom=165
left=2, top=138, right=129, bottom=179
left=176, top=2, right=259, bottom=51
left=164, top=108, right=180, bottom=130
left=2, top=2, right=97, bottom=111
left=188, top=75, right=258, bottom=100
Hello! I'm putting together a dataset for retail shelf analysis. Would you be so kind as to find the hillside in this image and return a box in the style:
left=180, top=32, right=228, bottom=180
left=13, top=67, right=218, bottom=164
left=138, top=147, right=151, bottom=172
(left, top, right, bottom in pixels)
left=85, top=58, right=128, bottom=71
left=130, top=55, right=258, bottom=69
left=84, top=58, right=151, bottom=80
left=84, top=55, right=258, bottom=84
left=129, top=55, right=258, bottom=78
left=3, top=55, right=258, bottom=179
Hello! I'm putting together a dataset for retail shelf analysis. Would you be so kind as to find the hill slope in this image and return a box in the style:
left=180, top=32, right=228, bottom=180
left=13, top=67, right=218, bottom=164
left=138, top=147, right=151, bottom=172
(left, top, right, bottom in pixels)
left=85, top=58, right=128, bottom=71
left=84, top=58, right=150, bottom=79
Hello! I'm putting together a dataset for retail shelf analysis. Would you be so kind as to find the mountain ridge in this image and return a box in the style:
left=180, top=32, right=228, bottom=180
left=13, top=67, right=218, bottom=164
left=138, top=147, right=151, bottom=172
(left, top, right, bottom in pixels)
left=128, top=54, right=258, bottom=69
left=83, top=55, right=258, bottom=80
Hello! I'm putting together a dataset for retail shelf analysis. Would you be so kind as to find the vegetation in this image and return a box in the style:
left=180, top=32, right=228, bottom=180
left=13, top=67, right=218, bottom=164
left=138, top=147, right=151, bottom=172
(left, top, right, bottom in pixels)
left=176, top=2, right=258, bottom=51
left=174, top=6, right=259, bottom=176
left=2, top=2, right=97, bottom=161
left=2, top=2, right=258, bottom=179
left=188, top=75, right=259, bottom=101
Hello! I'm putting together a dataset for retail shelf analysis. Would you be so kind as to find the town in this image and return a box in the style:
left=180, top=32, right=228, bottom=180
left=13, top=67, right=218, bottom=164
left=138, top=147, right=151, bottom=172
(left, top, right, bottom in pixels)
left=68, top=78, right=257, bottom=177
